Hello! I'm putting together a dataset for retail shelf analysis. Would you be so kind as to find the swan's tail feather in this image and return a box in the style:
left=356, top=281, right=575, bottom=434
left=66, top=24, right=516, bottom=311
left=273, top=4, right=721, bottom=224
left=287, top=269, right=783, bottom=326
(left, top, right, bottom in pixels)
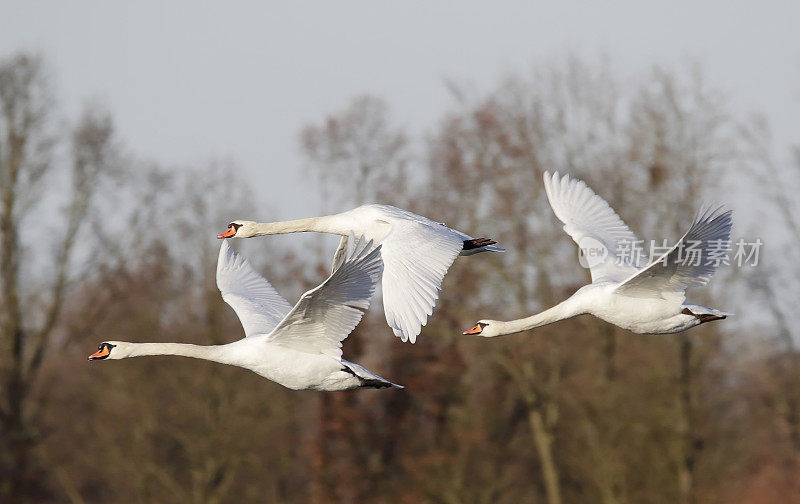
left=360, top=378, right=403, bottom=389
left=461, top=238, right=505, bottom=256
left=463, top=237, right=496, bottom=250
left=682, top=306, right=731, bottom=323
left=342, top=360, right=404, bottom=389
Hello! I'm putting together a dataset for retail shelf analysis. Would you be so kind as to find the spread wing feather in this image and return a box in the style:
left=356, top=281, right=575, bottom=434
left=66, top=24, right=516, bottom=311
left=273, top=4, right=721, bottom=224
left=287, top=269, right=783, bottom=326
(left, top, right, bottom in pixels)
left=379, top=220, right=464, bottom=343
left=544, top=171, right=647, bottom=283
left=615, top=205, right=733, bottom=302
left=216, top=241, right=293, bottom=338
left=267, top=238, right=383, bottom=359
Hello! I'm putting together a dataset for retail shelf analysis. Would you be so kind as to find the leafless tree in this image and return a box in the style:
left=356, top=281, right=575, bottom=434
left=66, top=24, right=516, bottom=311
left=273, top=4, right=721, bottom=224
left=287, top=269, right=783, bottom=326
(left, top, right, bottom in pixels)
left=0, top=52, right=117, bottom=501
left=3, top=49, right=793, bottom=504
left=300, top=94, right=409, bottom=209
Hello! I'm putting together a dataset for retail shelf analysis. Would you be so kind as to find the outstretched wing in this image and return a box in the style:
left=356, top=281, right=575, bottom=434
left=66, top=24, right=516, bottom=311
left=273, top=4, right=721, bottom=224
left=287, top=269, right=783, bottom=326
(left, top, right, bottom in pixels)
left=544, top=171, right=647, bottom=283
left=268, top=238, right=383, bottom=359
left=615, top=205, right=733, bottom=302
left=216, top=241, right=294, bottom=338
left=616, top=206, right=733, bottom=302
left=379, top=219, right=464, bottom=344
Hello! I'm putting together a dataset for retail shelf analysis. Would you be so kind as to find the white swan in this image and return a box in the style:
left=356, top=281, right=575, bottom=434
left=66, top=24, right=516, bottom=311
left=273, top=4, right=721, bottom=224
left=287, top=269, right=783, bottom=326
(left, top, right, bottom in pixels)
left=463, top=171, right=732, bottom=338
left=88, top=238, right=402, bottom=391
left=217, top=204, right=503, bottom=343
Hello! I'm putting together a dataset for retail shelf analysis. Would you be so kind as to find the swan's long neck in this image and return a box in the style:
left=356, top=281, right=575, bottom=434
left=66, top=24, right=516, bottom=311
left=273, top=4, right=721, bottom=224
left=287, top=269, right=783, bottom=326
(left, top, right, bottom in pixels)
left=493, top=298, right=584, bottom=336
left=251, top=216, right=341, bottom=236
left=119, top=342, right=233, bottom=364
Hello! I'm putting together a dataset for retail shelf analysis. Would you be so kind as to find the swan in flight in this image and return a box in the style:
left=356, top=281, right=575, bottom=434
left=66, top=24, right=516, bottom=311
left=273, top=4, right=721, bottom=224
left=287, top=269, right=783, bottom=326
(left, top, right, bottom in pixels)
left=217, top=204, right=503, bottom=343
left=463, top=171, right=732, bottom=338
left=89, top=238, right=401, bottom=391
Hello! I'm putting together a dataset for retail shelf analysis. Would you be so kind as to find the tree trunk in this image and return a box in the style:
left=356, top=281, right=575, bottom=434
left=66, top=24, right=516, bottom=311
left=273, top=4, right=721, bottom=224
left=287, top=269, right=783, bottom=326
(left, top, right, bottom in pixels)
left=1, top=340, right=34, bottom=502
left=528, top=404, right=562, bottom=504
left=602, top=324, right=617, bottom=382
left=677, top=335, right=695, bottom=504
left=784, top=353, right=800, bottom=453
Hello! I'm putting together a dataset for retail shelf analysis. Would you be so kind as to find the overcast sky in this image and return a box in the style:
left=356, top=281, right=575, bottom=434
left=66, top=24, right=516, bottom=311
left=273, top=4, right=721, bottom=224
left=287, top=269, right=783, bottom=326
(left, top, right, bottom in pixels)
left=2, top=1, right=798, bottom=219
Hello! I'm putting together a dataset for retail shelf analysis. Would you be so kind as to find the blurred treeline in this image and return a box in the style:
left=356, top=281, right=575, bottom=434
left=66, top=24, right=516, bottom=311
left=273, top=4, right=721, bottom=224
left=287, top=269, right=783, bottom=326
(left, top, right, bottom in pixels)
left=1, top=51, right=798, bottom=504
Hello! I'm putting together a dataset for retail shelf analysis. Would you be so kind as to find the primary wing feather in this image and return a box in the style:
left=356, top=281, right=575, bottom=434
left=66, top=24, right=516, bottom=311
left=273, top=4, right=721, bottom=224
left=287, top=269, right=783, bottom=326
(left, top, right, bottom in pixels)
left=615, top=205, right=733, bottom=301
left=216, top=241, right=293, bottom=338
left=379, top=219, right=464, bottom=343
left=330, top=234, right=350, bottom=274
left=543, top=171, right=647, bottom=283
left=267, top=239, right=383, bottom=359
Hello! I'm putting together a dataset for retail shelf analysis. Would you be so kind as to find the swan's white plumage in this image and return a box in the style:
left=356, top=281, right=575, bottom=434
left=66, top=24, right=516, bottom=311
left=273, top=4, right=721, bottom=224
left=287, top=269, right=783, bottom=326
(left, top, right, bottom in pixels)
left=228, top=204, right=502, bottom=343
left=268, top=238, right=383, bottom=359
left=330, top=234, right=350, bottom=273
left=219, top=236, right=383, bottom=359
left=339, top=205, right=487, bottom=343
left=467, top=171, right=731, bottom=338
left=216, top=241, right=293, bottom=337
left=379, top=217, right=464, bottom=343
left=615, top=205, right=733, bottom=301
left=544, top=171, right=647, bottom=282
left=94, top=239, right=400, bottom=391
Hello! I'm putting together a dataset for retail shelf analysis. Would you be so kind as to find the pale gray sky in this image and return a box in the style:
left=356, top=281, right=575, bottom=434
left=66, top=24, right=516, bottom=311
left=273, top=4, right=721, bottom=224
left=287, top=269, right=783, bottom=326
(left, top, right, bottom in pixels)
left=2, top=1, right=798, bottom=218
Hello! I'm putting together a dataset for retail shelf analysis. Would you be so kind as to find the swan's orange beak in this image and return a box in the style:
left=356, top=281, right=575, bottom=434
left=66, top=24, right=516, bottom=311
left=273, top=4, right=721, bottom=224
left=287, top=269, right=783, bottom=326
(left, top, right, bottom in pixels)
left=217, top=226, right=236, bottom=239
left=88, top=346, right=110, bottom=360
left=463, top=323, right=485, bottom=335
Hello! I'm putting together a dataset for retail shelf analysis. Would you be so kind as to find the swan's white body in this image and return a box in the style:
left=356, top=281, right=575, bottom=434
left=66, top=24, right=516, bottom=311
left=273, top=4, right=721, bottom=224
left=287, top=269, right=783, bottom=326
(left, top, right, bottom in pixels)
left=220, top=204, right=503, bottom=343
left=89, top=239, right=401, bottom=391
left=465, top=172, right=732, bottom=338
